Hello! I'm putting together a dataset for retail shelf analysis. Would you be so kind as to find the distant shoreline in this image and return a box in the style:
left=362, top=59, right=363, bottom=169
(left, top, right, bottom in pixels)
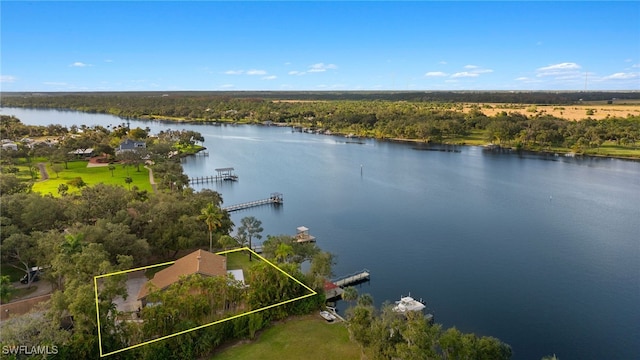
left=3, top=103, right=639, bottom=161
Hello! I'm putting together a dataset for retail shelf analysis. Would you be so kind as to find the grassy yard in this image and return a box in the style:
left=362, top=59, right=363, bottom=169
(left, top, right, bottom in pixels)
left=225, top=250, right=254, bottom=272
left=31, top=160, right=153, bottom=196
left=5, top=286, right=38, bottom=303
left=212, top=315, right=361, bottom=360
left=1, top=264, right=25, bottom=282
left=583, top=143, right=640, bottom=158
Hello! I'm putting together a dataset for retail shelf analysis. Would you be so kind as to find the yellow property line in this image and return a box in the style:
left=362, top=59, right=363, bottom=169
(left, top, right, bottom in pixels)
left=94, top=247, right=317, bottom=357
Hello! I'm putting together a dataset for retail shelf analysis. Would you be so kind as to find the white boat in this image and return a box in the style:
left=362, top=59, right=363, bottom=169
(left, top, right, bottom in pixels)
left=393, top=295, right=426, bottom=313
left=320, top=310, right=336, bottom=322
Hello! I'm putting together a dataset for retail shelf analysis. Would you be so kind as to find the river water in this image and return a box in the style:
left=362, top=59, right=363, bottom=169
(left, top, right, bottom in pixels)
left=2, top=107, right=639, bottom=359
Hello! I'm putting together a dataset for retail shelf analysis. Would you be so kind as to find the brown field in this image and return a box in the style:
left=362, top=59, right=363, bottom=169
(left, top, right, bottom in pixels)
left=463, top=103, right=640, bottom=121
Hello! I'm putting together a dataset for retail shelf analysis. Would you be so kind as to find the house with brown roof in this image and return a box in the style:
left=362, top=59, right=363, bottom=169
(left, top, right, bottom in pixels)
left=137, top=249, right=229, bottom=307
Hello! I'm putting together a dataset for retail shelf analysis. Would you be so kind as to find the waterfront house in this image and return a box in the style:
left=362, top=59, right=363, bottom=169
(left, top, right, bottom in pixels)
left=1, top=140, right=18, bottom=151
left=116, top=139, right=146, bottom=155
left=137, top=249, right=242, bottom=307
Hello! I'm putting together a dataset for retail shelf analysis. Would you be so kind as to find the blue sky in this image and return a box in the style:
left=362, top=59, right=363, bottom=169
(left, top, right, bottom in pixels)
left=1, top=1, right=639, bottom=91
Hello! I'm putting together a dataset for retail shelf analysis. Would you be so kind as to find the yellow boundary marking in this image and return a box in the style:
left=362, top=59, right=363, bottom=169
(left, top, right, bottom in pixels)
left=94, top=247, right=317, bottom=357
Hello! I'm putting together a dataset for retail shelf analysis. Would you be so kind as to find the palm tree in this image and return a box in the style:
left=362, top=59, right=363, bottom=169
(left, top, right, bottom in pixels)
left=199, top=203, right=223, bottom=252
left=218, top=235, right=239, bottom=256
left=342, top=286, right=358, bottom=307
left=62, top=233, right=84, bottom=255
left=275, top=243, right=293, bottom=263
left=237, top=216, right=263, bottom=261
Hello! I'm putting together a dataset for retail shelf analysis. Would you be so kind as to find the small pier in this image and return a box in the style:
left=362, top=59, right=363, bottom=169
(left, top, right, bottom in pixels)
left=295, top=226, right=316, bottom=243
left=324, top=281, right=344, bottom=301
left=222, top=192, right=283, bottom=212
left=188, top=168, right=238, bottom=184
left=333, top=269, right=371, bottom=287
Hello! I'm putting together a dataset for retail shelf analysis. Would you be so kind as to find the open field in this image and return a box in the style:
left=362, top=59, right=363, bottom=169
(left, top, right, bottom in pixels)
left=212, top=315, right=361, bottom=360
left=464, top=103, right=640, bottom=121
left=31, top=160, right=153, bottom=196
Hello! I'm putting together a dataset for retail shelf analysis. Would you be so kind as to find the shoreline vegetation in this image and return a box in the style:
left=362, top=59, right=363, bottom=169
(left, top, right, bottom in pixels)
left=2, top=91, right=640, bottom=160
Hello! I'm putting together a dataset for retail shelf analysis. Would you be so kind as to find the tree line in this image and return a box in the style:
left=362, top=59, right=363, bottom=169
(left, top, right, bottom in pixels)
left=2, top=93, right=639, bottom=157
left=343, top=288, right=512, bottom=360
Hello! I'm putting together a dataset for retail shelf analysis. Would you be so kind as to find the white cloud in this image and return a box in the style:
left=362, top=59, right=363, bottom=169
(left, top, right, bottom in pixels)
left=246, top=69, right=267, bottom=75
left=308, top=63, right=337, bottom=73
left=70, top=62, right=91, bottom=67
left=425, top=71, right=448, bottom=77
left=632, top=63, right=640, bottom=68
left=0, top=75, right=16, bottom=83
left=449, top=66, right=493, bottom=78
left=288, top=70, right=305, bottom=76
left=538, top=62, right=581, bottom=71
left=262, top=75, right=277, bottom=80
left=536, top=62, right=581, bottom=77
left=451, top=72, right=479, bottom=78
left=220, top=84, right=235, bottom=89
left=104, top=59, right=114, bottom=63
left=43, top=82, right=68, bottom=86
left=224, top=70, right=244, bottom=75
left=602, top=72, right=639, bottom=80
left=514, top=77, right=542, bottom=84
left=439, top=61, right=447, bottom=65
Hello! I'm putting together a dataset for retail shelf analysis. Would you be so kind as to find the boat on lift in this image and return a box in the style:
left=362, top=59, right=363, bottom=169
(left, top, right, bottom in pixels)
left=393, top=294, right=426, bottom=313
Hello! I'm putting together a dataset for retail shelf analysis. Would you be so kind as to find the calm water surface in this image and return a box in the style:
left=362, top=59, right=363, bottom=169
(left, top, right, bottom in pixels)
left=3, top=107, right=639, bottom=359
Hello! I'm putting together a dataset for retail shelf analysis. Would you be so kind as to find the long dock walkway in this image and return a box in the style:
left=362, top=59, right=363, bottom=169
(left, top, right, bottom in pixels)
left=332, top=269, right=370, bottom=287
left=188, top=174, right=238, bottom=184
left=222, top=193, right=283, bottom=212
left=188, top=167, right=239, bottom=184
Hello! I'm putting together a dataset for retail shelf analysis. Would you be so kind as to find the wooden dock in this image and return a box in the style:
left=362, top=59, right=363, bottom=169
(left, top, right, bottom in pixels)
left=188, top=167, right=238, bottom=184
left=333, top=269, right=371, bottom=287
left=222, top=193, right=283, bottom=212
left=188, top=174, right=237, bottom=184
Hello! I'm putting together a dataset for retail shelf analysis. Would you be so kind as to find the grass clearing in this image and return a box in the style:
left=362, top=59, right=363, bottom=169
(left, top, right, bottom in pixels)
left=1, top=264, right=25, bottom=282
left=583, top=143, right=640, bottom=158
left=225, top=250, right=253, bottom=272
left=6, top=286, right=38, bottom=303
left=212, top=315, right=361, bottom=360
left=31, top=160, right=153, bottom=196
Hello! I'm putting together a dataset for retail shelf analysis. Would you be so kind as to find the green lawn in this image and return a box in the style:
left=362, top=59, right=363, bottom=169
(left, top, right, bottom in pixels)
left=32, top=160, right=153, bottom=196
left=5, top=286, right=38, bottom=303
left=1, top=264, right=25, bottom=282
left=212, top=315, right=361, bottom=360
left=225, top=250, right=254, bottom=272
left=584, top=143, right=640, bottom=158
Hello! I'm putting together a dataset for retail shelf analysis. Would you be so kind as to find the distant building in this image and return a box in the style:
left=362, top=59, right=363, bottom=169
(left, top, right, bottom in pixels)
left=68, top=148, right=95, bottom=158
left=1, top=140, right=18, bottom=151
left=116, top=139, right=146, bottom=155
